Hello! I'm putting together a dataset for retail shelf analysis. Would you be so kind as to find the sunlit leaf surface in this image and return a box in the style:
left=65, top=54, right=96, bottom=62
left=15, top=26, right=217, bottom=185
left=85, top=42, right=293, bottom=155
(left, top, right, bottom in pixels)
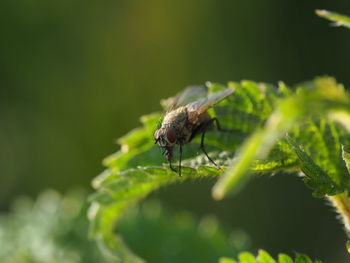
left=316, top=9, right=350, bottom=29
left=219, top=250, right=322, bottom=263
left=89, top=77, right=350, bottom=261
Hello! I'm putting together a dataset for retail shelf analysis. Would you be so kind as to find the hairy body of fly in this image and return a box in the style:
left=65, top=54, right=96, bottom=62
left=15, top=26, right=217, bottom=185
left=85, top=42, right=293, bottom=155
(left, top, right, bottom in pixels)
left=154, top=85, right=234, bottom=175
left=160, top=106, right=211, bottom=144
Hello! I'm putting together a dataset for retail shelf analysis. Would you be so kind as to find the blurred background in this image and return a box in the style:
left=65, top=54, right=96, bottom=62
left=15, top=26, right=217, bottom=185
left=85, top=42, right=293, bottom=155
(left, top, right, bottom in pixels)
left=1, top=0, right=350, bottom=262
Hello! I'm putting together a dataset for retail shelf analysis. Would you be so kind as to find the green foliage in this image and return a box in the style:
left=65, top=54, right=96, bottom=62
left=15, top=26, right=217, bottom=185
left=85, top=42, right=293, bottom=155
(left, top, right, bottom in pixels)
left=118, top=200, right=249, bottom=263
left=0, top=190, right=109, bottom=263
left=90, top=77, right=350, bottom=262
left=213, top=77, right=350, bottom=199
left=219, top=250, right=322, bottom=263
left=89, top=81, right=288, bottom=261
left=88, top=112, right=225, bottom=262
left=316, top=9, right=350, bottom=29
left=285, top=135, right=345, bottom=197
left=0, top=190, right=247, bottom=263
left=343, top=146, right=350, bottom=174
left=89, top=76, right=350, bottom=261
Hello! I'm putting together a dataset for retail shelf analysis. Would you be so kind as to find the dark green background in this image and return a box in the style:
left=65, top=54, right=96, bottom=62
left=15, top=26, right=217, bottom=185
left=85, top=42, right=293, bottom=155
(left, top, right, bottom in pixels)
left=1, top=0, right=350, bottom=262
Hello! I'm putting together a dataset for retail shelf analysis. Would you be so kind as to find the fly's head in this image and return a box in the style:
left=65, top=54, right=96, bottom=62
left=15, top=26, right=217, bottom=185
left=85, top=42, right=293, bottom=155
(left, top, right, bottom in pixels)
left=154, top=127, right=177, bottom=162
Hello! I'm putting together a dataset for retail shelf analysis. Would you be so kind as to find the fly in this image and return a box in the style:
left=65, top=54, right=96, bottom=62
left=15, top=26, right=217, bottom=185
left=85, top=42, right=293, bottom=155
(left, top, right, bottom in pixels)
left=154, top=85, right=235, bottom=176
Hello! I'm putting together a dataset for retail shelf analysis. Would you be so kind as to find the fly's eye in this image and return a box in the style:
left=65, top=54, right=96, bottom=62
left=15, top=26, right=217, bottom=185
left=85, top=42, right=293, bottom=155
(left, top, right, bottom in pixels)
left=166, top=128, right=177, bottom=144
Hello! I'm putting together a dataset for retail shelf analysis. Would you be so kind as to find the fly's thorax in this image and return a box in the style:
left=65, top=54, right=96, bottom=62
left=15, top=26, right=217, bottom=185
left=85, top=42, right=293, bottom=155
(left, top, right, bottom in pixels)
left=162, top=107, right=188, bottom=127
left=160, top=107, right=193, bottom=144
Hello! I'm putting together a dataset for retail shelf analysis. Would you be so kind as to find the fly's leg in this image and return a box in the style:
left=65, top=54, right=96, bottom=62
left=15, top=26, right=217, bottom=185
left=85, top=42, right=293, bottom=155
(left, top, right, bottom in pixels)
left=189, top=117, right=234, bottom=142
left=178, top=144, right=183, bottom=176
left=169, top=161, right=177, bottom=173
left=168, top=145, right=183, bottom=176
left=212, top=117, right=233, bottom=133
left=199, top=117, right=234, bottom=168
left=200, top=119, right=221, bottom=169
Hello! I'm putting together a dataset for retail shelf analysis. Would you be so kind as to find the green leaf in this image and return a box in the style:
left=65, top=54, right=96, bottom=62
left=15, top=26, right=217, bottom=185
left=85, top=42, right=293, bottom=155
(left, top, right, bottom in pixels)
left=238, top=252, right=257, bottom=263
left=220, top=258, right=238, bottom=263
left=285, top=135, right=344, bottom=197
left=316, top=9, right=350, bottom=29
left=0, top=190, right=111, bottom=263
left=328, top=111, right=350, bottom=133
left=89, top=81, right=293, bottom=260
left=327, top=192, right=350, bottom=237
left=278, top=254, right=294, bottom=263
left=257, top=250, right=276, bottom=263
left=342, top=146, right=350, bottom=174
left=89, top=77, right=350, bottom=260
left=213, top=77, right=350, bottom=199
left=220, top=251, right=321, bottom=263
left=118, top=200, right=247, bottom=263
left=294, top=253, right=313, bottom=263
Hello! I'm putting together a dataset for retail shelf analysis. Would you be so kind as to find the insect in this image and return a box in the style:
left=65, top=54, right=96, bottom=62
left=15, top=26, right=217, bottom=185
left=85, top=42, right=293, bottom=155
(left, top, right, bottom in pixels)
left=154, top=85, right=234, bottom=176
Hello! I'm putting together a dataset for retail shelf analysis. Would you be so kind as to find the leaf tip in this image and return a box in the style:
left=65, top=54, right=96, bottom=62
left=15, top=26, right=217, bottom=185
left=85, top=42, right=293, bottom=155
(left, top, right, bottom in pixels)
left=315, top=9, right=325, bottom=16
left=212, top=186, right=224, bottom=201
left=346, top=240, right=350, bottom=253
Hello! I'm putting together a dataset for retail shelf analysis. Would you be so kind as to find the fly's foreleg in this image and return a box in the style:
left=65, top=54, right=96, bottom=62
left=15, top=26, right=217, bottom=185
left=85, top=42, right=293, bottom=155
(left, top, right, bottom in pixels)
left=169, top=161, right=177, bottom=173
left=178, top=144, right=183, bottom=176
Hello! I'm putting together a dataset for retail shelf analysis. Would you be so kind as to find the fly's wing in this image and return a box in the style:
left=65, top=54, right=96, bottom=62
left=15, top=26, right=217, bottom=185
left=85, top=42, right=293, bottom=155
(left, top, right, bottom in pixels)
left=166, top=86, right=208, bottom=112
left=186, top=87, right=234, bottom=114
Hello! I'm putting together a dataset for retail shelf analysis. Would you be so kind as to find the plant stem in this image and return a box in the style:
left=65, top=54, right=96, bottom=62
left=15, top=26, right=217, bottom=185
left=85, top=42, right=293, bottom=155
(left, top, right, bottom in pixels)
left=328, top=192, right=350, bottom=236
